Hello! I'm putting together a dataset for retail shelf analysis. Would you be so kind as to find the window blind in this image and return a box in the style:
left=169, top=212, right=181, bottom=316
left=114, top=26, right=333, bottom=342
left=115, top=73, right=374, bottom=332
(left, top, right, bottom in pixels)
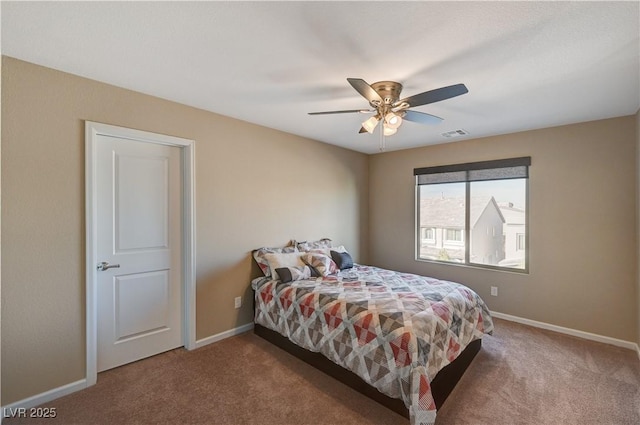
left=414, top=157, right=531, bottom=185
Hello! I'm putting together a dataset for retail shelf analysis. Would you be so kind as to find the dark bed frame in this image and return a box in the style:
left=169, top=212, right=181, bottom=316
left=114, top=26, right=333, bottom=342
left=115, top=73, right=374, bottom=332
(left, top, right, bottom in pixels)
left=254, top=323, right=481, bottom=419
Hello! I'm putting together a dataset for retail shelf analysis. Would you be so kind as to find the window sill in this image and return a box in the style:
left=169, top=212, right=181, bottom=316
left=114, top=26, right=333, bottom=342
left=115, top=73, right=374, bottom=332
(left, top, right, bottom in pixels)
left=414, top=257, right=529, bottom=275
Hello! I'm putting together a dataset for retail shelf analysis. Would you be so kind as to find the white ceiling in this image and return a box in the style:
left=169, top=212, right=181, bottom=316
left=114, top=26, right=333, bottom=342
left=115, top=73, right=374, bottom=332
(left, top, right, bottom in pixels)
left=2, top=1, right=639, bottom=154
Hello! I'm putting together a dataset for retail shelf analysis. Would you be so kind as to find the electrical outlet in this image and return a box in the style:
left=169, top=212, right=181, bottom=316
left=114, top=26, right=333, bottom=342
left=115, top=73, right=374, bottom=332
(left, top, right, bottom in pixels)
left=234, top=296, right=242, bottom=309
left=490, top=286, right=498, bottom=296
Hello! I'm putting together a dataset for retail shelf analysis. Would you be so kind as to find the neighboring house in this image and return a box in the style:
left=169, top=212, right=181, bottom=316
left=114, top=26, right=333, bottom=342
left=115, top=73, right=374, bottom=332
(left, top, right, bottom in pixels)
left=419, top=196, right=505, bottom=264
left=498, top=202, right=526, bottom=268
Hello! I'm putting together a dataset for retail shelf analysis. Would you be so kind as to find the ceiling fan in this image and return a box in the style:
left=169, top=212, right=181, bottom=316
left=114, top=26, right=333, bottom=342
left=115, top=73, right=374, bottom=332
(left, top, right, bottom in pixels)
left=309, top=78, right=468, bottom=137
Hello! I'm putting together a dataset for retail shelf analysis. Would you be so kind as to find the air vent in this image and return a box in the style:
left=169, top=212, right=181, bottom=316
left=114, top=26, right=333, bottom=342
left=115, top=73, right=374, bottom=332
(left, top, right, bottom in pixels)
left=441, top=129, right=469, bottom=138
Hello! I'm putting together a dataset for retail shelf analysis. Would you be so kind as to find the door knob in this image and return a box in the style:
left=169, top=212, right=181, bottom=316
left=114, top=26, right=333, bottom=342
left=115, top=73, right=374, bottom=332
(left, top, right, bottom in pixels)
left=97, top=261, right=121, bottom=271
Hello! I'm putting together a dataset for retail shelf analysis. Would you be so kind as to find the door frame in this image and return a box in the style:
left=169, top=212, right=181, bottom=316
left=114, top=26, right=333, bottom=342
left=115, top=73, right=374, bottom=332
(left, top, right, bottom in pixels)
left=85, top=121, right=196, bottom=387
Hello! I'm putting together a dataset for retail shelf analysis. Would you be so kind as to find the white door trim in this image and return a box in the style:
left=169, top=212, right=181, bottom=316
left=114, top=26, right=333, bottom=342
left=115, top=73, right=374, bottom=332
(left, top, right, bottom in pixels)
left=85, top=121, right=196, bottom=387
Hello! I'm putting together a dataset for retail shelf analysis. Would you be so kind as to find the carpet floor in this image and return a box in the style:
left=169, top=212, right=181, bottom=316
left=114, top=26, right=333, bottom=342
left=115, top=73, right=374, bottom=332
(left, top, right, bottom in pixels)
left=5, top=318, right=639, bottom=425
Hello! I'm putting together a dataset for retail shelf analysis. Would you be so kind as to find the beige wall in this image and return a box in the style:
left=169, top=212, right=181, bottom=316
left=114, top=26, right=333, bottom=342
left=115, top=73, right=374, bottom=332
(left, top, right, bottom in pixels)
left=0, top=51, right=3, bottom=416
left=0, top=57, right=369, bottom=404
left=369, top=117, right=637, bottom=342
left=637, top=109, right=640, bottom=347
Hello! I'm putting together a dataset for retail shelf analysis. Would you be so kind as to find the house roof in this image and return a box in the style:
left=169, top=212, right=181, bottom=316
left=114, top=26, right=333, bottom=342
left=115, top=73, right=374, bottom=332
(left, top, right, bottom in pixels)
left=420, top=196, right=504, bottom=229
left=2, top=2, right=638, bottom=154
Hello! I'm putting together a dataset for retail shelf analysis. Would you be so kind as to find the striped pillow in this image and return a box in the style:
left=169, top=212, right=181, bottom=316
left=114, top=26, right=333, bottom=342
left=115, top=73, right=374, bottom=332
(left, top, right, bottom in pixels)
left=275, top=265, right=312, bottom=283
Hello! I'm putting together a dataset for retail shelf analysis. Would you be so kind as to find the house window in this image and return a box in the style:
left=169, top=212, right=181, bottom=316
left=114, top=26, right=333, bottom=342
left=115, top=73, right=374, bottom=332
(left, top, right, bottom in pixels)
left=415, top=157, right=530, bottom=272
left=421, top=227, right=435, bottom=243
left=444, top=228, right=463, bottom=242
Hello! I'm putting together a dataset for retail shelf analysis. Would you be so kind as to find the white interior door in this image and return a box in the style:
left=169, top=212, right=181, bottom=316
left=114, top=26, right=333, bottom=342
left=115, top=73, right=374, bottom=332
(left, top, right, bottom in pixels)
left=96, top=135, right=183, bottom=372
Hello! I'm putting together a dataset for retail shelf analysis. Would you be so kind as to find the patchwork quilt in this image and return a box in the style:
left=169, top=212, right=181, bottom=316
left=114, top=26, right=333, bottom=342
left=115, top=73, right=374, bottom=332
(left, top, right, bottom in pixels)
left=252, top=264, right=494, bottom=425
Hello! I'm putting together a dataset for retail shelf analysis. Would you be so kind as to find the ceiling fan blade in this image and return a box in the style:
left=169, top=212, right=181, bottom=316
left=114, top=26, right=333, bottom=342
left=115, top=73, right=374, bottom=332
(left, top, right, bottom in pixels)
left=396, top=83, right=468, bottom=108
left=359, top=126, right=368, bottom=134
left=403, top=110, right=443, bottom=125
left=347, top=78, right=383, bottom=104
left=308, top=109, right=367, bottom=115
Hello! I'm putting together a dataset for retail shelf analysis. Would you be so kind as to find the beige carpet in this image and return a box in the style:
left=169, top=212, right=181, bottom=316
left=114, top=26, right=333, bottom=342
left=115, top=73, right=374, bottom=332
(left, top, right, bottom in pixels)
left=5, top=318, right=639, bottom=425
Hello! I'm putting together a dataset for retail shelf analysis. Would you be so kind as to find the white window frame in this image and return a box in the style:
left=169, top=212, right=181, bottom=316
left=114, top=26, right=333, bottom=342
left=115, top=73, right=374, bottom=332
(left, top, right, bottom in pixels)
left=421, top=227, right=436, bottom=243
left=444, top=228, right=464, bottom=244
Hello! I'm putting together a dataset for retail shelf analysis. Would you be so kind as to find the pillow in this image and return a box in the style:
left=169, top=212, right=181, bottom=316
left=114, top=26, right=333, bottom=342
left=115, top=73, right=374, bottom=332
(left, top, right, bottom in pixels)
left=252, top=243, right=297, bottom=277
left=302, top=253, right=339, bottom=277
left=307, top=248, right=331, bottom=256
left=297, top=238, right=332, bottom=252
left=306, top=245, right=345, bottom=257
left=331, top=250, right=354, bottom=270
left=264, top=252, right=306, bottom=281
left=275, top=265, right=312, bottom=283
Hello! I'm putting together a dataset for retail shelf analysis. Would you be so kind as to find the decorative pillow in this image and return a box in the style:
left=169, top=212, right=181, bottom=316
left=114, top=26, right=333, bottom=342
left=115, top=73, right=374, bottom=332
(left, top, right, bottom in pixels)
left=275, top=265, right=312, bottom=283
left=302, top=253, right=339, bottom=277
left=307, top=248, right=331, bottom=256
left=264, top=252, right=306, bottom=281
left=330, top=250, right=354, bottom=270
left=252, top=243, right=297, bottom=277
left=305, top=246, right=344, bottom=257
left=297, top=238, right=332, bottom=252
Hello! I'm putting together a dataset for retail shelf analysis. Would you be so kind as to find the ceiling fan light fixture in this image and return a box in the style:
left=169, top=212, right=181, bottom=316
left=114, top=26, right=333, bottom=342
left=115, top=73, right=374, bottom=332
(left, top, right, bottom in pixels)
left=362, top=116, right=380, bottom=133
left=383, top=125, right=397, bottom=136
left=384, top=112, right=402, bottom=129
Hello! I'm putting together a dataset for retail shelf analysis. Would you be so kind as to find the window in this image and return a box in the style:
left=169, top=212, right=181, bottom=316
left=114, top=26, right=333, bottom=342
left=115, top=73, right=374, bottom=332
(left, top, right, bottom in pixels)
left=415, top=157, right=530, bottom=272
left=444, top=228, right=463, bottom=243
left=421, top=227, right=435, bottom=243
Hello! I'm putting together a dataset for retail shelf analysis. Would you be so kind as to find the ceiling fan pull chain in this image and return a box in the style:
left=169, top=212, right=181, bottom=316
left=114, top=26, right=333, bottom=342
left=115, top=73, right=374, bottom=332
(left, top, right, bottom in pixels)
left=379, top=124, right=386, bottom=152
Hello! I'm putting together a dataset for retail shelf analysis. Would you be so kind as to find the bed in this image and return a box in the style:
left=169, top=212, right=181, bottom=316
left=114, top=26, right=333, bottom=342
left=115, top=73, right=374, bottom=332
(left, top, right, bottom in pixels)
left=252, top=240, right=494, bottom=425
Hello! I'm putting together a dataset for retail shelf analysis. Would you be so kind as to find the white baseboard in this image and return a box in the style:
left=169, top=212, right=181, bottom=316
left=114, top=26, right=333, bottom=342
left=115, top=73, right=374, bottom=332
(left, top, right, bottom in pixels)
left=1, top=379, right=87, bottom=412
left=491, top=311, right=638, bottom=354
left=194, top=322, right=254, bottom=349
